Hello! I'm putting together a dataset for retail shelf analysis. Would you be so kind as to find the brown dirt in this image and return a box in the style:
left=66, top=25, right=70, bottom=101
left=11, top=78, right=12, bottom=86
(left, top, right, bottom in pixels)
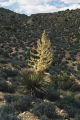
left=18, top=111, right=39, bottom=120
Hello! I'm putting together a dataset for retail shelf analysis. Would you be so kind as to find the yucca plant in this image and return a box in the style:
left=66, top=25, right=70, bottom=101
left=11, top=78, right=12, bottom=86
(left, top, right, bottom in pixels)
left=21, top=69, right=45, bottom=95
left=28, top=30, right=53, bottom=73
left=21, top=31, right=53, bottom=96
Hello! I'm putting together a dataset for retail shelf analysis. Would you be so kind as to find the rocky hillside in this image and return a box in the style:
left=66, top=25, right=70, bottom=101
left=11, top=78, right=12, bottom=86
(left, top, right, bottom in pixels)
left=0, top=8, right=80, bottom=79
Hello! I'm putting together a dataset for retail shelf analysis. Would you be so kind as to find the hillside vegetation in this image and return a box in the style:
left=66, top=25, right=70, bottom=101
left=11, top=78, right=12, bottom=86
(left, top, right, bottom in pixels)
left=0, top=8, right=80, bottom=77
left=0, top=8, right=80, bottom=120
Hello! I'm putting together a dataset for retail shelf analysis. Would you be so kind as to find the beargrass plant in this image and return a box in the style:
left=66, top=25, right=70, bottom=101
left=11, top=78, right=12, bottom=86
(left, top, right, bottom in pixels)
left=21, top=69, right=46, bottom=96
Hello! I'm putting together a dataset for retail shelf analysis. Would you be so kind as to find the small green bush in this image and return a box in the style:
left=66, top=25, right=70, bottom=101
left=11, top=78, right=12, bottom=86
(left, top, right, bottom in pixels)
left=0, top=114, right=20, bottom=120
left=40, top=115, right=49, bottom=120
left=0, top=95, right=33, bottom=114
left=0, top=103, right=15, bottom=114
left=21, top=69, right=45, bottom=95
left=13, top=95, right=33, bottom=112
left=32, top=102, right=56, bottom=118
left=51, top=74, right=75, bottom=90
left=77, top=64, right=80, bottom=70
left=0, top=80, right=8, bottom=92
left=46, top=86, right=60, bottom=101
left=75, top=114, right=80, bottom=120
left=4, top=95, right=18, bottom=103
left=0, top=79, right=16, bottom=93
left=56, top=96, right=80, bottom=118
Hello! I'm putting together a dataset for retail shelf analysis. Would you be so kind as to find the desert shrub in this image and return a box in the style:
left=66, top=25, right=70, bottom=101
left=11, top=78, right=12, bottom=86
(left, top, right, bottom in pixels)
left=21, top=69, right=45, bottom=95
left=77, top=73, right=80, bottom=80
left=56, top=96, right=80, bottom=118
left=32, top=102, right=56, bottom=118
left=75, top=114, right=80, bottom=120
left=7, top=84, right=16, bottom=93
left=0, top=78, right=16, bottom=93
left=12, top=95, right=33, bottom=112
left=0, top=80, right=8, bottom=92
left=46, top=86, right=60, bottom=101
left=4, top=68, right=18, bottom=77
left=0, top=114, right=20, bottom=120
left=40, top=115, right=49, bottom=120
left=77, top=64, right=80, bottom=70
left=4, top=94, right=19, bottom=103
left=1, top=95, right=33, bottom=114
left=0, top=103, right=15, bottom=114
left=51, top=74, right=75, bottom=90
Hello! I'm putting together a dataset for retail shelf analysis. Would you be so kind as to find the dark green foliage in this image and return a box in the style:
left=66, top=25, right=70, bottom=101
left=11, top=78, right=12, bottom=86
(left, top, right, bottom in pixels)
left=40, top=115, right=49, bottom=120
left=4, top=95, right=19, bottom=103
left=77, top=64, right=80, bottom=70
left=0, top=103, right=15, bottom=114
left=56, top=96, right=80, bottom=118
left=46, top=86, right=60, bottom=101
left=32, top=102, right=56, bottom=118
left=21, top=69, right=45, bottom=95
left=75, top=114, right=80, bottom=120
left=51, top=74, right=75, bottom=90
left=0, top=95, right=33, bottom=114
left=0, top=79, right=8, bottom=91
left=4, top=68, right=18, bottom=77
left=0, top=114, right=20, bottom=120
left=0, top=79, right=16, bottom=93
